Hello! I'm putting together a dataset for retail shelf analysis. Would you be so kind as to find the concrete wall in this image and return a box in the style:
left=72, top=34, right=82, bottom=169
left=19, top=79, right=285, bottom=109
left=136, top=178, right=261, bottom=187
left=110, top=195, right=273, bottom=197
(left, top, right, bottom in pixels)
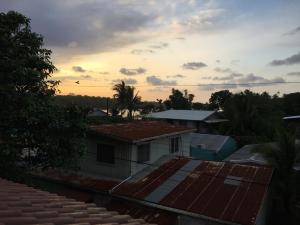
left=80, top=137, right=132, bottom=180
left=131, top=133, right=191, bottom=175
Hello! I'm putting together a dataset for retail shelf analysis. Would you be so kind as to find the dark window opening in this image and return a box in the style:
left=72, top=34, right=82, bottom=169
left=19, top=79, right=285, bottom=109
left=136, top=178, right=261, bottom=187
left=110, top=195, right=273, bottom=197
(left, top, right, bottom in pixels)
left=170, top=137, right=180, bottom=153
left=97, top=144, right=115, bottom=164
left=137, top=143, right=150, bottom=163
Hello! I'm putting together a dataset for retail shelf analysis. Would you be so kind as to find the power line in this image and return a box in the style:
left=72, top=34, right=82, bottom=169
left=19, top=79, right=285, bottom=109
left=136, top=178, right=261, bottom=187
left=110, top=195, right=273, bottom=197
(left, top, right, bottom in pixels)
left=60, top=81, right=300, bottom=88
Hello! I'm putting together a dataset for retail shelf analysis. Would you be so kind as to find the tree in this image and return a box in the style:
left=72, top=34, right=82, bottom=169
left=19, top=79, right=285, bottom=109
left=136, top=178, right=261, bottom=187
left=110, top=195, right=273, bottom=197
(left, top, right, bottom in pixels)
left=0, top=11, right=86, bottom=177
left=164, top=89, right=194, bottom=110
left=112, top=81, right=141, bottom=119
left=209, top=90, right=232, bottom=110
left=253, top=130, right=300, bottom=225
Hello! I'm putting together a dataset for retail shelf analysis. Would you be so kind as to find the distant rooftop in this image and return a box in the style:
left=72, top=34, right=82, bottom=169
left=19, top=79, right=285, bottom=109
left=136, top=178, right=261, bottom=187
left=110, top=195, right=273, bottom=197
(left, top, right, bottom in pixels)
left=225, top=144, right=268, bottom=165
left=0, top=177, right=153, bottom=225
left=146, top=110, right=217, bottom=121
left=89, top=121, right=195, bottom=143
left=190, top=133, right=230, bottom=152
left=283, top=115, right=300, bottom=120
left=112, top=157, right=273, bottom=225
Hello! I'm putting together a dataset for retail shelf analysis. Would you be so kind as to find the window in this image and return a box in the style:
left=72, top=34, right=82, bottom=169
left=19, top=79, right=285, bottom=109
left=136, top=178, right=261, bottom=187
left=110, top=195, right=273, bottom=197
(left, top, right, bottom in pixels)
left=170, top=137, right=180, bottom=153
left=137, top=143, right=150, bottom=163
left=97, top=144, right=115, bottom=164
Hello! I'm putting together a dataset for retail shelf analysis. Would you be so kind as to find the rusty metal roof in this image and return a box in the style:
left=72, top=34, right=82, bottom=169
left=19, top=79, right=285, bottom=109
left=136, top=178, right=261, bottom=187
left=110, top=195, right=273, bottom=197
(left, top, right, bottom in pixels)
left=112, top=157, right=273, bottom=225
left=89, top=121, right=195, bottom=143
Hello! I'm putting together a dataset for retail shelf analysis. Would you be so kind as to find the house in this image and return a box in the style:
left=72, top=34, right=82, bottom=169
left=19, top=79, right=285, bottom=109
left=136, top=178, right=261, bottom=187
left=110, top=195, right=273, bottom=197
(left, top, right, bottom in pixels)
left=225, top=144, right=268, bottom=166
left=81, top=121, right=195, bottom=180
left=87, top=108, right=107, bottom=117
left=111, top=156, right=273, bottom=225
left=0, top=177, right=152, bottom=225
left=146, top=109, right=228, bottom=133
left=190, top=133, right=237, bottom=160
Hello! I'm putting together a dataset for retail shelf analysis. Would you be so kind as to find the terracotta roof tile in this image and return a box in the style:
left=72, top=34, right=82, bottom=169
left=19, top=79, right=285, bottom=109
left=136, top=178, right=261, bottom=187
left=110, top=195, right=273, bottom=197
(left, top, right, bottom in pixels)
left=89, top=121, right=195, bottom=143
left=0, top=178, right=155, bottom=225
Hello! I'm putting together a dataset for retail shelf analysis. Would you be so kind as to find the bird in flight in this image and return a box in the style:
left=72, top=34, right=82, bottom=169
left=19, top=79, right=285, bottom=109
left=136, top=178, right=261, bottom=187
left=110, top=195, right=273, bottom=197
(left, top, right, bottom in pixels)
left=75, top=81, right=80, bottom=84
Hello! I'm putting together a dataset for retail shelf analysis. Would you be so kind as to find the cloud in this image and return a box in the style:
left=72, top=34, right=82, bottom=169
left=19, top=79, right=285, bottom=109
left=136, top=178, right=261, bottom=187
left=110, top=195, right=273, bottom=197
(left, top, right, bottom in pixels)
left=167, top=74, right=185, bottom=78
left=119, top=67, right=146, bottom=76
left=72, top=66, right=86, bottom=73
left=231, top=60, right=240, bottom=65
left=182, top=62, right=207, bottom=70
left=130, top=49, right=155, bottom=54
left=216, top=60, right=221, bottom=64
left=55, top=74, right=94, bottom=81
left=283, top=26, right=300, bottom=36
left=202, top=76, right=212, bottom=80
left=213, top=73, right=242, bottom=81
left=80, top=75, right=92, bottom=79
left=111, top=78, right=137, bottom=85
left=99, top=71, right=109, bottom=75
left=148, top=42, right=168, bottom=49
left=146, top=76, right=177, bottom=86
left=269, top=52, right=300, bottom=66
left=287, top=72, right=300, bottom=76
left=175, top=37, right=185, bottom=40
left=201, top=73, right=286, bottom=91
left=214, top=67, right=233, bottom=73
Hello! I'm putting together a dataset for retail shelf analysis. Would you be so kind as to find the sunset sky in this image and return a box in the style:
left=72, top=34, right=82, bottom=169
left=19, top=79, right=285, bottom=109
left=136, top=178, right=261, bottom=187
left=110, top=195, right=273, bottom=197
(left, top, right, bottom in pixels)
left=1, top=0, right=300, bottom=102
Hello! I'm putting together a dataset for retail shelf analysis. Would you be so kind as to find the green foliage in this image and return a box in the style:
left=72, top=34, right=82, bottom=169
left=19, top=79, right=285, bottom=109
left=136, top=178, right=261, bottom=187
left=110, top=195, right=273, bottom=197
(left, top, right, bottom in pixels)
left=209, top=90, right=232, bottom=110
left=281, top=93, right=300, bottom=116
left=164, top=89, right=194, bottom=110
left=0, top=11, right=87, bottom=178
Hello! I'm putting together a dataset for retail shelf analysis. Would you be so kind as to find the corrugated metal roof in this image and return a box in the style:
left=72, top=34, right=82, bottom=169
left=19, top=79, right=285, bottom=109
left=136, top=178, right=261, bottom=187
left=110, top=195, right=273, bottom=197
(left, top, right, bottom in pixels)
left=146, top=110, right=216, bottom=121
left=225, top=144, right=268, bottom=166
left=89, top=121, right=195, bottom=143
left=190, top=133, right=230, bottom=152
left=112, top=157, right=273, bottom=225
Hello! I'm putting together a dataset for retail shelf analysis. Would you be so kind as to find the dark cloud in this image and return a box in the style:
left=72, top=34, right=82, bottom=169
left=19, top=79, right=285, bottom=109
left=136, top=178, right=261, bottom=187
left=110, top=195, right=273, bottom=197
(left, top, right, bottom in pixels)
left=148, top=42, right=168, bottom=49
left=167, top=74, right=185, bottom=78
left=130, top=49, right=155, bottom=55
left=287, top=72, right=300, bottom=76
left=146, top=76, right=177, bottom=86
left=214, top=67, right=233, bottom=73
left=270, top=52, right=300, bottom=66
left=72, top=66, right=86, bottom=73
left=112, top=78, right=137, bottom=85
left=0, top=1, right=156, bottom=58
left=55, top=74, right=94, bottom=81
left=216, top=60, right=221, bottom=63
left=119, top=67, right=146, bottom=76
left=182, top=62, right=207, bottom=70
left=283, top=26, right=300, bottom=36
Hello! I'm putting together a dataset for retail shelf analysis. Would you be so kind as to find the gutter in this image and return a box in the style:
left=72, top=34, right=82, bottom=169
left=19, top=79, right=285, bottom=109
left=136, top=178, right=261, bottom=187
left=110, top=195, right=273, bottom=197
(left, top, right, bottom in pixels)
left=109, top=175, right=132, bottom=194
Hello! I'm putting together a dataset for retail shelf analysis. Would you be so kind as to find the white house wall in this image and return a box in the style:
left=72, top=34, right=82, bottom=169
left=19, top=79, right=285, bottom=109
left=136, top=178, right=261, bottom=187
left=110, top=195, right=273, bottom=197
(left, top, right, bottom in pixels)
left=131, top=133, right=191, bottom=175
left=81, top=138, right=132, bottom=180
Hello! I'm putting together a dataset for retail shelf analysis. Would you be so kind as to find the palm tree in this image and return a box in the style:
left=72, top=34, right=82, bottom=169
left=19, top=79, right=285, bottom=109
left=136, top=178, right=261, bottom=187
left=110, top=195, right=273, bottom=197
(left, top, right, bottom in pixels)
left=112, top=81, right=141, bottom=119
left=112, top=81, right=127, bottom=115
left=126, top=86, right=141, bottom=119
left=253, top=129, right=300, bottom=224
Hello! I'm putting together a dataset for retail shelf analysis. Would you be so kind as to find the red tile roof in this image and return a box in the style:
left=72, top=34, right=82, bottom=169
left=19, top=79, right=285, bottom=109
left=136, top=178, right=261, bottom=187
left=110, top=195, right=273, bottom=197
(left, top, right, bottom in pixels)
left=0, top=177, right=156, bottom=225
left=89, top=121, right=195, bottom=143
left=112, top=157, right=273, bottom=225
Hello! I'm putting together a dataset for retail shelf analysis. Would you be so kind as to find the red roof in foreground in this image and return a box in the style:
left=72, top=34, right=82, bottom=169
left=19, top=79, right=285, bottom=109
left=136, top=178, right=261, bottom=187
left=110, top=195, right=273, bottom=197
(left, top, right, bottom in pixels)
left=112, top=157, right=273, bottom=225
left=0, top=177, right=155, bottom=225
left=89, top=121, right=195, bottom=143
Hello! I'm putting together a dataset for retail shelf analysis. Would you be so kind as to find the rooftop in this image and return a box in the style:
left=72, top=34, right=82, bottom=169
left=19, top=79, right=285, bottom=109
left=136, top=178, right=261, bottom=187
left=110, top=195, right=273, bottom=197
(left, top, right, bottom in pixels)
left=0, top=177, right=155, bottom=225
left=89, top=121, right=195, bottom=143
left=112, top=157, right=273, bottom=225
left=190, top=133, right=230, bottom=152
left=225, top=144, right=269, bottom=166
left=146, top=110, right=216, bottom=121
left=283, top=115, right=300, bottom=120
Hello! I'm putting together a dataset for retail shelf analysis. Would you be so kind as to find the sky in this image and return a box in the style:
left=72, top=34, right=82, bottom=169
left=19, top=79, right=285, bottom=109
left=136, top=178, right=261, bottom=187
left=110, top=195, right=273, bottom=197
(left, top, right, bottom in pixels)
left=1, top=0, right=300, bottom=102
